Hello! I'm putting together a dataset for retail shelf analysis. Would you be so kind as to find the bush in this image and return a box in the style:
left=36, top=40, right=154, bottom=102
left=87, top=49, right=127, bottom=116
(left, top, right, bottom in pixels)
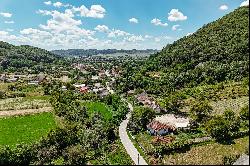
left=0, top=91, right=5, bottom=99
left=223, top=154, right=240, bottom=165
left=239, top=105, right=249, bottom=121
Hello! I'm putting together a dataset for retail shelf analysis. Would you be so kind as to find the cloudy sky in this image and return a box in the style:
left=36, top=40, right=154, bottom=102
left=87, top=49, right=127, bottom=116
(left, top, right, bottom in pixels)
left=0, top=0, right=248, bottom=50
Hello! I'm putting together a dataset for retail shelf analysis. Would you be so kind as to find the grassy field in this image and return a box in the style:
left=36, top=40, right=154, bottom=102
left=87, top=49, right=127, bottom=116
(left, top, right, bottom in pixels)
left=161, top=136, right=249, bottom=165
left=0, top=112, right=56, bottom=147
left=84, top=102, right=113, bottom=121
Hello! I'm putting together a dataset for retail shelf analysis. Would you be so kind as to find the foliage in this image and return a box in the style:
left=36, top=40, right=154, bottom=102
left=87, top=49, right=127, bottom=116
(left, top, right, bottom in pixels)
left=239, top=105, right=249, bottom=121
left=189, top=100, right=213, bottom=126
left=128, top=106, right=156, bottom=134
left=205, top=110, right=240, bottom=142
left=223, top=154, right=240, bottom=165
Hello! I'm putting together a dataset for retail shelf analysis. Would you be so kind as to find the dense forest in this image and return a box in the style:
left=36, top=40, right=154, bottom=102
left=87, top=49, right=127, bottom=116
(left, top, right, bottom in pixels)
left=116, top=6, right=249, bottom=95
left=0, top=42, right=68, bottom=73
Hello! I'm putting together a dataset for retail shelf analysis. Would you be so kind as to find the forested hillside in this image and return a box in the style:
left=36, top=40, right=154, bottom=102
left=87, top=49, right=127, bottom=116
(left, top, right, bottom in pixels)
left=117, top=6, right=249, bottom=95
left=0, top=41, right=67, bottom=73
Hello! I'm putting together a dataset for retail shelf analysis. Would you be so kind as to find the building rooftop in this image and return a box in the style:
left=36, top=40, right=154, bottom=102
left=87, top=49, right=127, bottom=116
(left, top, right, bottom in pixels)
left=155, top=114, right=190, bottom=128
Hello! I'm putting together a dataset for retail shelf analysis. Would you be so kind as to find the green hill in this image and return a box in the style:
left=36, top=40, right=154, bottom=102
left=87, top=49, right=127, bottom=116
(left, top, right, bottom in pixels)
left=117, top=6, right=249, bottom=95
left=0, top=41, right=66, bottom=74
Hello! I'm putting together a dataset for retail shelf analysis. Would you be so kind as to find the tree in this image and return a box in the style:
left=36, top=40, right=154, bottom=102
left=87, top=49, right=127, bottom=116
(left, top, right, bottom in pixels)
left=189, top=100, right=213, bottom=127
left=205, top=110, right=240, bottom=143
left=128, top=106, right=156, bottom=134
left=205, top=116, right=231, bottom=142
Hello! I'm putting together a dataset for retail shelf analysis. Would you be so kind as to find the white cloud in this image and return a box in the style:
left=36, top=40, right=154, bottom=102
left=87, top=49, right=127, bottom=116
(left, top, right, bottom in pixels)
left=151, top=18, right=168, bottom=27
left=125, top=35, right=144, bottom=42
left=129, top=18, right=139, bottom=24
left=108, top=29, right=131, bottom=38
left=240, top=0, right=249, bottom=7
left=0, top=31, right=9, bottom=35
left=145, top=35, right=153, bottom=39
left=37, top=9, right=52, bottom=15
left=44, top=1, right=52, bottom=5
left=0, top=12, right=12, bottom=18
left=20, top=28, right=50, bottom=36
left=53, top=2, right=63, bottom=8
left=72, top=5, right=106, bottom=19
left=95, top=25, right=109, bottom=33
left=39, top=10, right=79, bottom=33
left=219, top=5, right=228, bottom=10
left=172, top=24, right=182, bottom=31
left=4, top=21, right=14, bottom=24
left=168, top=9, right=187, bottom=21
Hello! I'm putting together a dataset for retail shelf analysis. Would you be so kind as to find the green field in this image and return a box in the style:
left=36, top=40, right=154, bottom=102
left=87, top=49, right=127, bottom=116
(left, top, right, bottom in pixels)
left=84, top=102, right=113, bottom=121
left=0, top=113, right=56, bottom=146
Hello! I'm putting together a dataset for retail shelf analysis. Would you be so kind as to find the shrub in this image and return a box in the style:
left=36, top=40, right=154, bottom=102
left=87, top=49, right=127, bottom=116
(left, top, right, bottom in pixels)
left=223, top=154, right=240, bottom=165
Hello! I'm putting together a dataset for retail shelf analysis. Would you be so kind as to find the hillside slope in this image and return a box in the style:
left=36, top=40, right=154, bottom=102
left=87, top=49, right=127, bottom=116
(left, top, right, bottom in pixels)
left=117, top=6, right=249, bottom=94
left=0, top=41, right=66, bottom=73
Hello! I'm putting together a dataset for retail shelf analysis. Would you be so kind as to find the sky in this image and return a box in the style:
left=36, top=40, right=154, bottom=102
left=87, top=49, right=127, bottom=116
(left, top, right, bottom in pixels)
left=0, top=0, right=249, bottom=50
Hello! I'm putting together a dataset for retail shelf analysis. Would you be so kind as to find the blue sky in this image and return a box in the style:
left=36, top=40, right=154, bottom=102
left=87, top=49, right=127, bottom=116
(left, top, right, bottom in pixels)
left=0, top=0, right=248, bottom=50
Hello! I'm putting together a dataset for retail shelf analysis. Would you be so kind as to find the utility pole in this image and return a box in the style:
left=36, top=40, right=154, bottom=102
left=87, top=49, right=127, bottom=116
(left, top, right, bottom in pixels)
left=138, top=153, right=140, bottom=165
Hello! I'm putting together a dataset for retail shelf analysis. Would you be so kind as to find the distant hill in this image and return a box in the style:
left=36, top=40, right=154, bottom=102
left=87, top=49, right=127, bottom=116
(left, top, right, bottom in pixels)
left=117, top=6, right=249, bottom=94
left=51, top=49, right=159, bottom=57
left=0, top=41, right=66, bottom=73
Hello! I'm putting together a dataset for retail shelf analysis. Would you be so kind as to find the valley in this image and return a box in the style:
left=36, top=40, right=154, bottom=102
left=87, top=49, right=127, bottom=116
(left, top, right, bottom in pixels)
left=0, top=3, right=249, bottom=166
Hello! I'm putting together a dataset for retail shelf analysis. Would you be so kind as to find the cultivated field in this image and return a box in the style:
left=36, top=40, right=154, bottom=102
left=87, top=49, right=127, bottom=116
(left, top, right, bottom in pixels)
left=0, top=96, right=51, bottom=111
left=0, top=112, right=56, bottom=147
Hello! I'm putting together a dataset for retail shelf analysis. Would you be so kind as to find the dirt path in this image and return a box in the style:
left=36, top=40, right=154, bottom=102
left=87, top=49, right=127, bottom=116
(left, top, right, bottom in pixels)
left=0, top=107, right=52, bottom=117
left=119, top=101, right=148, bottom=165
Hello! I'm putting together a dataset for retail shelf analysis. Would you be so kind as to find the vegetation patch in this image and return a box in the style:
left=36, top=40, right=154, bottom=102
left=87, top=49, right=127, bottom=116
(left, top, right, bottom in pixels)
left=84, top=101, right=113, bottom=121
left=161, top=136, right=249, bottom=165
left=0, top=112, right=56, bottom=147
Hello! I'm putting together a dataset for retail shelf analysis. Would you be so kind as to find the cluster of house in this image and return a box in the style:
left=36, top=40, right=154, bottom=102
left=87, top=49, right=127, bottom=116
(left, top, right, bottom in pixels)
left=72, top=63, right=121, bottom=78
left=147, top=114, right=190, bottom=136
left=63, top=81, right=111, bottom=98
left=0, top=73, right=46, bottom=85
left=136, top=92, right=163, bottom=113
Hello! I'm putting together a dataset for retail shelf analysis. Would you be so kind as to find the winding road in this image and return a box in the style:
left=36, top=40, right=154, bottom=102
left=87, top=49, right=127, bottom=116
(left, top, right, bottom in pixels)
left=119, top=102, right=148, bottom=165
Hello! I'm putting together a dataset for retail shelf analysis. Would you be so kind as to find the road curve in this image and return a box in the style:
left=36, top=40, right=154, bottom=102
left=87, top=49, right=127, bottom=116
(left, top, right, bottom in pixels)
left=119, top=102, right=148, bottom=165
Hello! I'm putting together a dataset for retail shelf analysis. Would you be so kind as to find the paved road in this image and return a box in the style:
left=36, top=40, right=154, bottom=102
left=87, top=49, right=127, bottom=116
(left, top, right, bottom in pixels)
left=119, top=102, right=148, bottom=165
